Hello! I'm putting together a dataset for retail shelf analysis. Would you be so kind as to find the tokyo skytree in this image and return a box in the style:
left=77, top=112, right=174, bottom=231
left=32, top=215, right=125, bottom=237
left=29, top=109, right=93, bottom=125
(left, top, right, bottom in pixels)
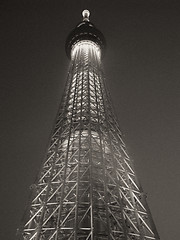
left=17, top=10, right=159, bottom=240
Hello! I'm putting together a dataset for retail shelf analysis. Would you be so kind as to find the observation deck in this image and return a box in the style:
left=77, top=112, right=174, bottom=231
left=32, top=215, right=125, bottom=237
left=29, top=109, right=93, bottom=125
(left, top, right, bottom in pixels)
left=65, top=10, right=106, bottom=59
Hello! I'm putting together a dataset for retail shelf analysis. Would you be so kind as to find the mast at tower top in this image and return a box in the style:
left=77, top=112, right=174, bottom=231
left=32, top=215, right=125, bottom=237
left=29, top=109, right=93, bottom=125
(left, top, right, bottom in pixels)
left=82, top=9, right=90, bottom=21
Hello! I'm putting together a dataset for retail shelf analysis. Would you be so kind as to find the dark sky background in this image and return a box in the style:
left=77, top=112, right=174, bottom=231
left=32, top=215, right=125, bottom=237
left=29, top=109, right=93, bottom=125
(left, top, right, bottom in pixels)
left=1, top=0, right=180, bottom=239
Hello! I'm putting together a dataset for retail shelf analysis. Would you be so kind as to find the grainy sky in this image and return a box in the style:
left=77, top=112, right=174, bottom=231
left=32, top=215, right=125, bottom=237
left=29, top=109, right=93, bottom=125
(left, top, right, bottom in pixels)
left=1, top=0, right=180, bottom=239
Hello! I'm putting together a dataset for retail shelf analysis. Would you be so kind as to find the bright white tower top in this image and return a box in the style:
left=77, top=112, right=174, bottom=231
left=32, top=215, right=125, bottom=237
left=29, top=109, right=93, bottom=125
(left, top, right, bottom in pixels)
left=82, top=9, right=90, bottom=21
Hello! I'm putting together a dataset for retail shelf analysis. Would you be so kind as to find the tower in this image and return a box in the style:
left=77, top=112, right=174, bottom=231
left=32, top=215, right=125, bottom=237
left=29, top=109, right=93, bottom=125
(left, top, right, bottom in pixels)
left=18, top=10, right=159, bottom=240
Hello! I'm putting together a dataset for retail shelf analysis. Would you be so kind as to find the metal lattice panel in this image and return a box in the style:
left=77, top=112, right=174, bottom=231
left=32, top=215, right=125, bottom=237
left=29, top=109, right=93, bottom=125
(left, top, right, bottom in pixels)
left=17, top=37, right=159, bottom=240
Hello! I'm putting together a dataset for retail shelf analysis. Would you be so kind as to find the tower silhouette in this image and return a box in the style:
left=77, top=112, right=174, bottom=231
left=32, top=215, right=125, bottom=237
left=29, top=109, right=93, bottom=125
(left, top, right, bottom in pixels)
left=18, top=10, right=159, bottom=240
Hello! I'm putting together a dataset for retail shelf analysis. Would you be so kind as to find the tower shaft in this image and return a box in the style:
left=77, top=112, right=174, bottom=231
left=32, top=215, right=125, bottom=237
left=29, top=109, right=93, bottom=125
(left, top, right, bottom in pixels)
left=18, top=11, right=159, bottom=240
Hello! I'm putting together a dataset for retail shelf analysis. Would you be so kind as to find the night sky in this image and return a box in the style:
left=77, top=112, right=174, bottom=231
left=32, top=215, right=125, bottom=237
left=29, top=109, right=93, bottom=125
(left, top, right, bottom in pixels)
left=1, top=1, right=180, bottom=239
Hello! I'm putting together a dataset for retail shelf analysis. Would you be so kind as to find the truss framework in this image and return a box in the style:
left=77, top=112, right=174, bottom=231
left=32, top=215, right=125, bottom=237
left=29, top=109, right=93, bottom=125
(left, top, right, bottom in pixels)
left=18, top=41, right=159, bottom=240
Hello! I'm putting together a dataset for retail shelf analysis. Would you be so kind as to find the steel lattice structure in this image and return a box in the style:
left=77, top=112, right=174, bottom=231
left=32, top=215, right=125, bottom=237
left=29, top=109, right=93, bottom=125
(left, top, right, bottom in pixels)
left=17, top=10, right=159, bottom=240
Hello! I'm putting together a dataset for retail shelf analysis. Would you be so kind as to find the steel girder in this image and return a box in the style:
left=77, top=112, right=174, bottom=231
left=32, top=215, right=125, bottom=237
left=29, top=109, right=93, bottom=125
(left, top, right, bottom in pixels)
left=17, top=41, right=159, bottom=240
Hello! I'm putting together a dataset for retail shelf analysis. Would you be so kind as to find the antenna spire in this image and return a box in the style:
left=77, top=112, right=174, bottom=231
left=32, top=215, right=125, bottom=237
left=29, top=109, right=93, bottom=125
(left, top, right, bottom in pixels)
left=82, top=9, right=90, bottom=21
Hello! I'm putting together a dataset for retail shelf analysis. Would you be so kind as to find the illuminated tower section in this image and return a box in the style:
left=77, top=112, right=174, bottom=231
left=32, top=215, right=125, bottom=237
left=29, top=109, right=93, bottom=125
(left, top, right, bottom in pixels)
left=18, top=10, right=159, bottom=240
